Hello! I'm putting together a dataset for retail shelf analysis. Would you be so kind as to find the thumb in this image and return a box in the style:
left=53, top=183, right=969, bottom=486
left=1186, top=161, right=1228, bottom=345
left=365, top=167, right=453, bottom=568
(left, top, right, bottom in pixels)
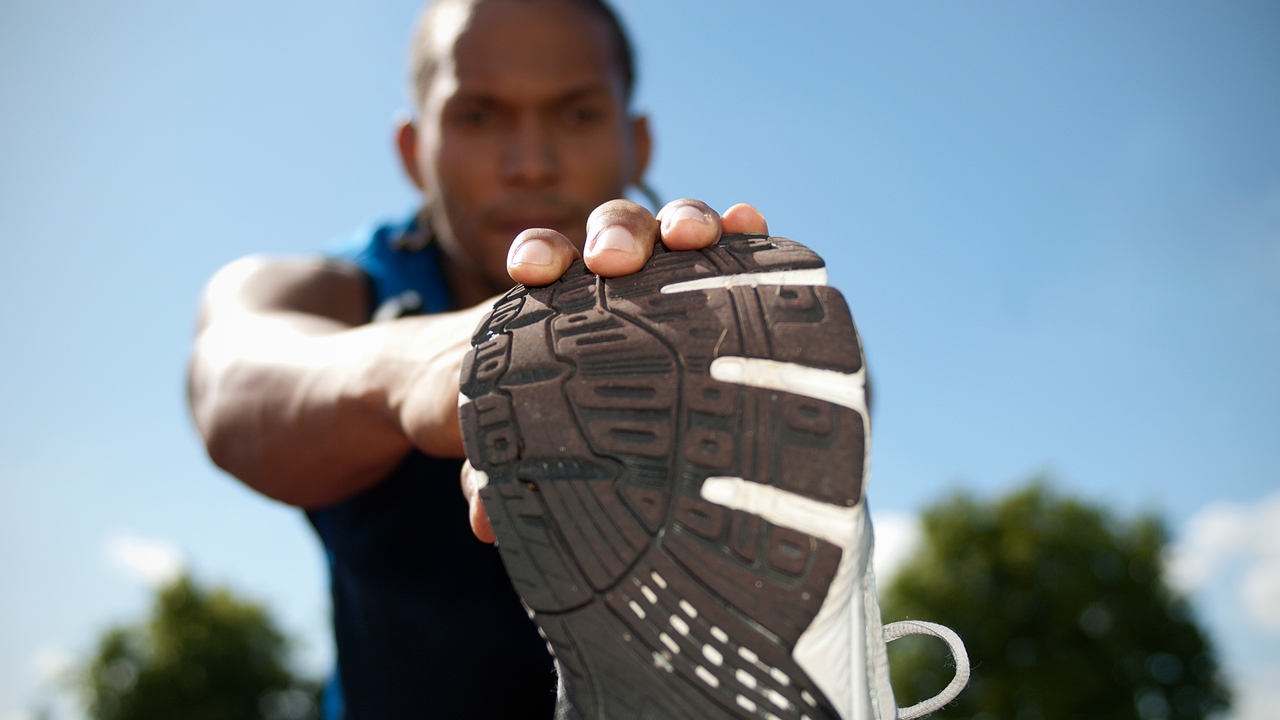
left=460, top=461, right=496, bottom=544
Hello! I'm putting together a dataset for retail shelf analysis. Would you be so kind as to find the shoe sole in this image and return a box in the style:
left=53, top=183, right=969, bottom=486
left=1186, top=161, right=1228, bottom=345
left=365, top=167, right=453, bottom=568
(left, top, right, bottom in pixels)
left=460, top=234, right=870, bottom=720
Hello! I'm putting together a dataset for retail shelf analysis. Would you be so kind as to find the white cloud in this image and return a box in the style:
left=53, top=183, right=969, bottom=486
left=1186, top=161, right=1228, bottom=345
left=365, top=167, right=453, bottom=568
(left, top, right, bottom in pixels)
left=29, top=645, right=73, bottom=684
left=1166, top=492, right=1280, bottom=634
left=1242, top=560, right=1280, bottom=631
left=9, top=647, right=85, bottom=720
left=871, top=510, right=921, bottom=585
left=1231, top=663, right=1280, bottom=720
left=102, top=529, right=183, bottom=587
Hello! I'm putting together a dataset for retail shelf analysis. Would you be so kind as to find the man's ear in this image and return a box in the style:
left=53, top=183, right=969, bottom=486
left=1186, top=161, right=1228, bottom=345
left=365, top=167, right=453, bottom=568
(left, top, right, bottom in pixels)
left=629, top=114, right=652, bottom=187
left=397, top=119, right=426, bottom=190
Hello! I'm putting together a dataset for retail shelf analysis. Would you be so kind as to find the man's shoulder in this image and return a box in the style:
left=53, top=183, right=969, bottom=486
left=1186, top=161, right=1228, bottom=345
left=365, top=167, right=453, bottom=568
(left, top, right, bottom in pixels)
left=326, top=213, right=419, bottom=264
left=202, top=254, right=371, bottom=327
left=326, top=211, right=452, bottom=317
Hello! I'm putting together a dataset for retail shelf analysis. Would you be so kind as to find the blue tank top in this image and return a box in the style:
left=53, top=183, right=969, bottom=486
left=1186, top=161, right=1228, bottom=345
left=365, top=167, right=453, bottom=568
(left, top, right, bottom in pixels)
left=308, top=213, right=555, bottom=719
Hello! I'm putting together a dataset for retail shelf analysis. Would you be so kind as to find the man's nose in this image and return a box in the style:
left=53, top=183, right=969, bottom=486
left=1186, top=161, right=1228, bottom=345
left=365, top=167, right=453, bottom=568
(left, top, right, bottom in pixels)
left=503, top=116, right=560, bottom=187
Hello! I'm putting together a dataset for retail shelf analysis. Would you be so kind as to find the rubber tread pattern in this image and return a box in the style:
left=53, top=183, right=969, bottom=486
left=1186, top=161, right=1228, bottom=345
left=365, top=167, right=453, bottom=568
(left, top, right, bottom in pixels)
left=460, top=235, right=866, bottom=720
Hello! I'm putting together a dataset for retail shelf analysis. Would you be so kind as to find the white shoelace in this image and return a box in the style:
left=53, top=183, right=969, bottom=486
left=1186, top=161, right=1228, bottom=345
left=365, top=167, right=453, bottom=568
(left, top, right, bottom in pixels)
left=883, top=620, right=971, bottom=720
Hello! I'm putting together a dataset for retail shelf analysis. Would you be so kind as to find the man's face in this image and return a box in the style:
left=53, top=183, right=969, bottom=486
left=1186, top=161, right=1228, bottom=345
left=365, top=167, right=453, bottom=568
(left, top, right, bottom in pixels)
left=409, top=0, right=648, bottom=294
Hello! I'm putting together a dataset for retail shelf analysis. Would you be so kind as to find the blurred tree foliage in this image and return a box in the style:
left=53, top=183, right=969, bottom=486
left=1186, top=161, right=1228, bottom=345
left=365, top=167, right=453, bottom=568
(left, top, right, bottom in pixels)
left=82, top=574, right=319, bottom=720
left=881, top=482, right=1231, bottom=720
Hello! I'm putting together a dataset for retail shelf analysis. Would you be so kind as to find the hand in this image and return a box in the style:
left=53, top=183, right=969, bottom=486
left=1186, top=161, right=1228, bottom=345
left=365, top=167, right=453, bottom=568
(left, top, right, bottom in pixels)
left=460, top=460, right=496, bottom=543
left=505, top=199, right=769, bottom=287
left=462, top=199, right=770, bottom=543
left=393, top=303, right=495, bottom=461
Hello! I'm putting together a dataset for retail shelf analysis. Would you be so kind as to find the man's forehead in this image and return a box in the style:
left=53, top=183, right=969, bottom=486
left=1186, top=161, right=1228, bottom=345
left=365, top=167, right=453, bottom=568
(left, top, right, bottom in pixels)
left=432, top=0, right=624, bottom=105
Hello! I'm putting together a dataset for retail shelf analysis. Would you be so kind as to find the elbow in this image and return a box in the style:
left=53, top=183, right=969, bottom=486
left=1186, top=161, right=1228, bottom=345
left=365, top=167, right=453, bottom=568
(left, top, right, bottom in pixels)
left=188, top=367, right=289, bottom=504
left=189, top=357, right=251, bottom=482
left=198, top=411, right=377, bottom=510
left=188, top=343, right=276, bottom=498
left=202, top=422, right=251, bottom=483
left=202, top=422, right=317, bottom=508
left=199, top=410, right=277, bottom=499
left=186, top=343, right=393, bottom=509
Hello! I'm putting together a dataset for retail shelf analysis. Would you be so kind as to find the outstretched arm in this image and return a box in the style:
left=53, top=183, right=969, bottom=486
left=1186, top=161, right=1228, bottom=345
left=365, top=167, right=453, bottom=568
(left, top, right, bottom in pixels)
left=188, top=199, right=765, bottom=510
left=188, top=254, right=488, bottom=507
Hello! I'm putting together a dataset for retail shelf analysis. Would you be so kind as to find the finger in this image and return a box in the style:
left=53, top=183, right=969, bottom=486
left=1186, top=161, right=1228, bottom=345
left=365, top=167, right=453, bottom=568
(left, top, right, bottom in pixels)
left=656, top=199, right=722, bottom=251
left=507, top=228, right=581, bottom=287
left=459, top=461, right=496, bottom=544
left=721, top=203, right=769, bottom=235
left=583, top=199, right=659, bottom=277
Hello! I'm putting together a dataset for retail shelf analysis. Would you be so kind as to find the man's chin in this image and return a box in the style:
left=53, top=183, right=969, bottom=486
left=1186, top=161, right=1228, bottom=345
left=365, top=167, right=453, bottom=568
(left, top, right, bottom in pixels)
left=487, top=201, right=589, bottom=239
left=493, top=218, right=583, bottom=241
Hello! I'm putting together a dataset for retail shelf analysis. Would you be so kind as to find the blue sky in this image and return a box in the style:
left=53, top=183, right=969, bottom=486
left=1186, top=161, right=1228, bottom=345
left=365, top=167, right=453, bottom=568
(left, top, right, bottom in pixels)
left=1, top=1, right=1277, bottom=718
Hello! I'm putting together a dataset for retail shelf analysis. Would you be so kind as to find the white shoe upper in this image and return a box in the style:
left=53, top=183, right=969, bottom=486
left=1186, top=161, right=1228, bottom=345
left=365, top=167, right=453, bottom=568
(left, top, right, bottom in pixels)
left=683, top=263, right=969, bottom=720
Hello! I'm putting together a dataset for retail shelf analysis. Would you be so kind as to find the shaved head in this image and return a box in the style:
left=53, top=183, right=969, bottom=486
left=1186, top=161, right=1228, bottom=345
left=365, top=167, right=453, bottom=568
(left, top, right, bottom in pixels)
left=409, top=0, right=636, bottom=113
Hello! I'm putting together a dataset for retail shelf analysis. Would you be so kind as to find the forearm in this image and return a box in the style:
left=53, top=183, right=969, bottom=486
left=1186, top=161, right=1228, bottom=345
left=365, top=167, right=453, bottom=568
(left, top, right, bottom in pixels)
left=189, top=308, right=481, bottom=508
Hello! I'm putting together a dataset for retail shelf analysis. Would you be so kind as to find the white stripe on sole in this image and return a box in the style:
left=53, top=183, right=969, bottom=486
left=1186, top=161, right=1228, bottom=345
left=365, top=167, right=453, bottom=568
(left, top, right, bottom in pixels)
left=709, top=357, right=868, bottom=419
left=701, top=477, right=858, bottom=550
left=660, top=267, right=829, bottom=295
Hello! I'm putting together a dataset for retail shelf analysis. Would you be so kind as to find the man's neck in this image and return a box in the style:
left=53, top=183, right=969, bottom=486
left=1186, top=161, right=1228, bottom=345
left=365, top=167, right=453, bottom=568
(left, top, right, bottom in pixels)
left=439, top=246, right=512, bottom=310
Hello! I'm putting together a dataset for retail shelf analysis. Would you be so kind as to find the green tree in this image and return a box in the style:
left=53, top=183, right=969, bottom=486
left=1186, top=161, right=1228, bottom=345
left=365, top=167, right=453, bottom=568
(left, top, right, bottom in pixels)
left=82, top=574, right=318, bottom=720
left=882, top=482, right=1230, bottom=720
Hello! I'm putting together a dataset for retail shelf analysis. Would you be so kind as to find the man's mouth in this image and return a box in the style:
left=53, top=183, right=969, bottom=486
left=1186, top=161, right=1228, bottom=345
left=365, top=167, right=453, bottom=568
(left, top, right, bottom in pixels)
left=485, top=202, right=583, bottom=237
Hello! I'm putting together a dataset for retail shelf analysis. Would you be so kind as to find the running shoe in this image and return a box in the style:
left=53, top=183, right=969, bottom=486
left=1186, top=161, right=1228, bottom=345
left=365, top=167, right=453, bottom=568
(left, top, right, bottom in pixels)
left=460, top=233, right=968, bottom=720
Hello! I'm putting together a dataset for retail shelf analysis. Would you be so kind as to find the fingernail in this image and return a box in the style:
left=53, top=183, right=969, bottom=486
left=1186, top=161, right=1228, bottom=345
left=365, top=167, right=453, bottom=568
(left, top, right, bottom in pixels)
left=510, top=240, right=553, bottom=266
left=663, top=204, right=709, bottom=232
left=590, top=226, right=636, bottom=254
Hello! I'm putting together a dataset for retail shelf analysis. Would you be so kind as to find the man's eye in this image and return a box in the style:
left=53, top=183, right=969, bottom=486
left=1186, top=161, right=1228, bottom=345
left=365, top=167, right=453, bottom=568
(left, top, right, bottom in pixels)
left=566, top=106, right=605, bottom=125
left=457, top=109, right=491, bottom=126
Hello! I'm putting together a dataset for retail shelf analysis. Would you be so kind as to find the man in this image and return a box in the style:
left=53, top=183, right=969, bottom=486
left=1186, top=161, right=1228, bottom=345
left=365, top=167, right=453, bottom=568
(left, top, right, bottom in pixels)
left=188, top=0, right=768, bottom=716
